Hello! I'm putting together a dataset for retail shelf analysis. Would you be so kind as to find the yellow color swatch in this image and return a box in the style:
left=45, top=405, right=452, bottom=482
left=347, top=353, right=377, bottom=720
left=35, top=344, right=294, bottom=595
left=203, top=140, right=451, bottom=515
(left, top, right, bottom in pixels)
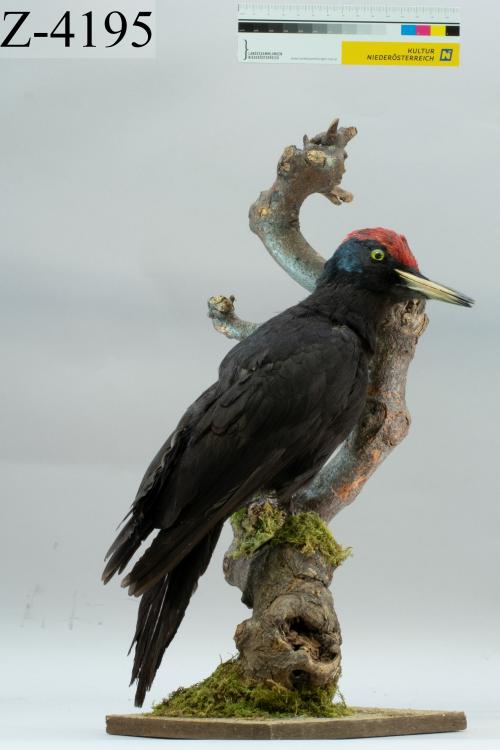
left=430, top=25, right=447, bottom=36
left=342, top=42, right=460, bottom=66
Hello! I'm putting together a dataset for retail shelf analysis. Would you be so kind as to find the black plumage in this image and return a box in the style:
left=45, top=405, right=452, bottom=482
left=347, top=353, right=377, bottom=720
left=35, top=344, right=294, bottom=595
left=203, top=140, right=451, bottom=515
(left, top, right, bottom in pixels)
left=102, top=229, right=473, bottom=705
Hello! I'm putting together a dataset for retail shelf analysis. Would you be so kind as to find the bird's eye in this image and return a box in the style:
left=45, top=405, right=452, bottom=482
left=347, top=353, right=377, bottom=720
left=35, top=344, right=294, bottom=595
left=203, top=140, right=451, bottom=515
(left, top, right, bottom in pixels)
left=370, top=248, right=385, bottom=262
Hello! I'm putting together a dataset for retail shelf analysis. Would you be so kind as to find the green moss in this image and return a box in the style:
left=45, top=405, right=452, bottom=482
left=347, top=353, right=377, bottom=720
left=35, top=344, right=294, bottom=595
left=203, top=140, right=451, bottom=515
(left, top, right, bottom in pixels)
left=271, top=511, right=352, bottom=567
left=230, top=501, right=286, bottom=557
left=231, top=505, right=351, bottom=568
left=150, top=658, right=351, bottom=719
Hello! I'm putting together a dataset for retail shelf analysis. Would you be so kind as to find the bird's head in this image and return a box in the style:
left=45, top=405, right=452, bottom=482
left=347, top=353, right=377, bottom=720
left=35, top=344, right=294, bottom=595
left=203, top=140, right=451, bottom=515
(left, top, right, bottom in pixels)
left=320, top=227, right=474, bottom=307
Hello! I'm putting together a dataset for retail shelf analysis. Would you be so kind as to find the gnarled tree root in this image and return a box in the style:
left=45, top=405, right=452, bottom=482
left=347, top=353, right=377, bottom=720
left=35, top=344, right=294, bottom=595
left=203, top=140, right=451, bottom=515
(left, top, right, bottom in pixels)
left=235, top=545, right=341, bottom=691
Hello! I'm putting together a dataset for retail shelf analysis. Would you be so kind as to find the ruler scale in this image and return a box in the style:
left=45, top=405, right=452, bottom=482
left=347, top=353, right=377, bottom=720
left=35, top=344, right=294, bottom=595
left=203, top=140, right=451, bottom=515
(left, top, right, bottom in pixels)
left=238, top=4, right=460, bottom=65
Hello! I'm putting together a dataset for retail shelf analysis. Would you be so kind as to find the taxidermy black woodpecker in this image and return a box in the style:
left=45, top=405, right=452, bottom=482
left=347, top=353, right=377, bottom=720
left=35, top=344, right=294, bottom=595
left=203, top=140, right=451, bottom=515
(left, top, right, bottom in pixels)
left=102, top=228, right=473, bottom=706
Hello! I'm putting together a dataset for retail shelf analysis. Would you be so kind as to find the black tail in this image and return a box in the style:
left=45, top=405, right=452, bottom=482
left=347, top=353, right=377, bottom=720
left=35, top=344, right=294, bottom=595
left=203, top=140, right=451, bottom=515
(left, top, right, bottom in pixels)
left=129, top=520, right=224, bottom=707
left=101, top=515, right=154, bottom=585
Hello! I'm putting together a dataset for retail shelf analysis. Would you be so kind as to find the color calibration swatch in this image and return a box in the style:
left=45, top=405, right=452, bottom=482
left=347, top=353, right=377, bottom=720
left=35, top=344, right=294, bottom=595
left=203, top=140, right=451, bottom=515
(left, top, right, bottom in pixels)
left=401, top=25, right=459, bottom=36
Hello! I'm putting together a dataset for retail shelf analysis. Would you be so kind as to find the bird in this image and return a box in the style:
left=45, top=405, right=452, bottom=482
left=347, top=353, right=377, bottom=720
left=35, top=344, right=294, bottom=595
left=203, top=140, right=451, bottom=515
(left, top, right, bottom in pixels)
left=102, top=227, right=473, bottom=706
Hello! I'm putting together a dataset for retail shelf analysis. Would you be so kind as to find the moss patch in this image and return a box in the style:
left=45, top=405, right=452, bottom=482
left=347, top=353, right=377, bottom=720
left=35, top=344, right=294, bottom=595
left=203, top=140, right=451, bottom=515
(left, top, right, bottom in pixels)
left=231, top=505, right=351, bottom=568
left=272, top=511, right=352, bottom=567
left=150, top=658, right=350, bottom=719
left=231, top=501, right=286, bottom=557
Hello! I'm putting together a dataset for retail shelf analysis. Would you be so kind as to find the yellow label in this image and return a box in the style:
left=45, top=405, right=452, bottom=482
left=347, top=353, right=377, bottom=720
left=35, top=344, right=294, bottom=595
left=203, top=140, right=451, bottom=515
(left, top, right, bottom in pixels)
left=342, top=41, right=460, bottom=66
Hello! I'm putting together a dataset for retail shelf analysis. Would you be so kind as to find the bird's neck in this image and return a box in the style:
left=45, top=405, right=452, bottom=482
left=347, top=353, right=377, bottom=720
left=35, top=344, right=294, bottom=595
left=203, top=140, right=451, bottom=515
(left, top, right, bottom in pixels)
left=300, top=281, right=389, bottom=352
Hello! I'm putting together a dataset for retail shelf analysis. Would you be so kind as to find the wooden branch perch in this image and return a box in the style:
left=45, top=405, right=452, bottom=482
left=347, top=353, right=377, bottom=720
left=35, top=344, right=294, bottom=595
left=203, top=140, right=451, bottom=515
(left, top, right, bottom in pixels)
left=292, top=299, right=428, bottom=520
left=249, top=119, right=356, bottom=292
left=207, top=295, right=258, bottom=341
left=208, top=118, right=427, bottom=524
left=206, top=119, right=428, bottom=693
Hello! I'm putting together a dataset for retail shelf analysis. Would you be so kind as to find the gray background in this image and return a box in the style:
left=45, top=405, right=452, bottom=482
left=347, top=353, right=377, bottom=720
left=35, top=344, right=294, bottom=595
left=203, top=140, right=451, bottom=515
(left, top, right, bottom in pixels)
left=1, top=1, right=499, bottom=747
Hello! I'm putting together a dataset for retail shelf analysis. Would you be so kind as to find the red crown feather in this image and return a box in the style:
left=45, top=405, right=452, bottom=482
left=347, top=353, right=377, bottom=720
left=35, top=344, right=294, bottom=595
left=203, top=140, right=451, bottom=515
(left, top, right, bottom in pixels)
left=347, top=228, right=419, bottom=270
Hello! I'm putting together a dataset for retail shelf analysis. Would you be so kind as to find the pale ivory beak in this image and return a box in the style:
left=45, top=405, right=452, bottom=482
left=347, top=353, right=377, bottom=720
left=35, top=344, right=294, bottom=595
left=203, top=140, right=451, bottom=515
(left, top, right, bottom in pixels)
left=394, top=269, right=474, bottom=308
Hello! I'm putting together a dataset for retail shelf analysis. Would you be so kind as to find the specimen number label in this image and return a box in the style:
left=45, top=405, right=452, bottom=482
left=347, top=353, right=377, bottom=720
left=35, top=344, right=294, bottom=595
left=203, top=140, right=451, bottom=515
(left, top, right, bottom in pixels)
left=0, top=3, right=155, bottom=57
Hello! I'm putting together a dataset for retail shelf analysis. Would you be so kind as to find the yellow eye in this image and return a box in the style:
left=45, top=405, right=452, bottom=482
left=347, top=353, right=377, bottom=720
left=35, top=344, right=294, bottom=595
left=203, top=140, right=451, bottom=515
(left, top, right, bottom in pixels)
left=370, top=248, right=385, bottom=262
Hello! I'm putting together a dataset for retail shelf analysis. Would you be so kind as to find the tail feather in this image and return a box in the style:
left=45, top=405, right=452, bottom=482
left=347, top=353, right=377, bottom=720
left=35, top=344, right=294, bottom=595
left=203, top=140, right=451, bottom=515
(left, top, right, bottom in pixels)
left=102, top=422, right=191, bottom=586
left=122, top=521, right=206, bottom=597
left=102, top=516, right=154, bottom=585
left=130, top=520, right=224, bottom=707
left=122, top=462, right=282, bottom=598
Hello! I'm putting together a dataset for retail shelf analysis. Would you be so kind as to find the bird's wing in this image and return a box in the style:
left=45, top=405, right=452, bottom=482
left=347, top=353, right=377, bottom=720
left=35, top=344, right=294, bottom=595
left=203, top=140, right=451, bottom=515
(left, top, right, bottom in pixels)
left=103, top=319, right=363, bottom=586
left=154, top=320, right=362, bottom=528
left=134, top=382, right=219, bottom=513
left=120, top=321, right=363, bottom=595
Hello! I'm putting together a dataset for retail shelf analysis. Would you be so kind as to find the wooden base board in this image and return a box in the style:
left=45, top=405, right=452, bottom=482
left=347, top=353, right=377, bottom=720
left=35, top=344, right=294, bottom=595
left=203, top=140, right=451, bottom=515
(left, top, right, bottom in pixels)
left=106, top=707, right=466, bottom=740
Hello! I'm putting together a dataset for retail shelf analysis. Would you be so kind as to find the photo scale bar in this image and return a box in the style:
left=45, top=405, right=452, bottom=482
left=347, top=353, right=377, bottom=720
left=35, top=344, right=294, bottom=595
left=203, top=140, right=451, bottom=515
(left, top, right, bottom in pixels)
left=237, top=4, right=460, bottom=23
left=238, top=22, right=460, bottom=36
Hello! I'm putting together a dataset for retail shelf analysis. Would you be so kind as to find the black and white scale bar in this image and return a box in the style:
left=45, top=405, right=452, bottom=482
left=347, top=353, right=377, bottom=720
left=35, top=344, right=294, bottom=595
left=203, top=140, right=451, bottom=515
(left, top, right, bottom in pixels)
left=238, top=21, right=460, bottom=35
